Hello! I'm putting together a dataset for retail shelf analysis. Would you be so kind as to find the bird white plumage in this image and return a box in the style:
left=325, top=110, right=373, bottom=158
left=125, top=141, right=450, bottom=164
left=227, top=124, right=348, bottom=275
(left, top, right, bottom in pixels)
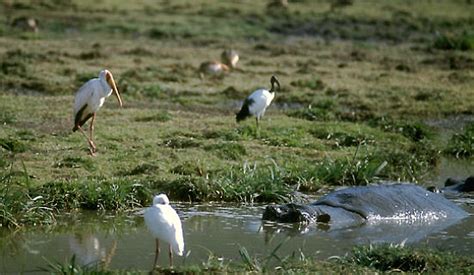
left=144, top=194, right=184, bottom=268
left=247, top=88, right=275, bottom=120
left=72, top=69, right=122, bottom=155
left=236, top=75, right=280, bottom=129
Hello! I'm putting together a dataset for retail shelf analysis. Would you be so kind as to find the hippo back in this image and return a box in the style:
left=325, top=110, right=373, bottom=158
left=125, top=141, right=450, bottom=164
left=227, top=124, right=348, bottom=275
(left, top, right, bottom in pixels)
left=313, top=184, right=468, bottom=220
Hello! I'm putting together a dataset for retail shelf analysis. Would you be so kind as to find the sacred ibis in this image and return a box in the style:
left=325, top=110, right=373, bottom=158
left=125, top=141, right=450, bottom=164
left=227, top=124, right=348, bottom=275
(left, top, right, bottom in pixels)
left=236, top=75, right=280, bottom=129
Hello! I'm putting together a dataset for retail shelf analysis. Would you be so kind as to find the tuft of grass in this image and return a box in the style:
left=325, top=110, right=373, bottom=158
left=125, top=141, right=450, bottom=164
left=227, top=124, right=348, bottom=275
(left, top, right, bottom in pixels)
left=203, top=129, right=242, bottom=141
left=0, top=160, right=56, bottom=228
left=54, top=156, right=96, bottom=171
left=0, top=111, right=16, bottom=125
left=290, top=78, right=325, bottom=90
left=368, top=117, right=433, bottom=142
left=445, top=123, right=474, bottom=158
left=162, top=136, right=201, bottom=148
left=121, top=163, right=160, bottom=176
left=0, top=138, right=28, bottom=153
left=38, top=255, right=113, bottom=274
left=204, top=142, right=247, bottom=160
left=171, top=161, right=206, bottom=176
left=148, top=27, right=173, bottom=39
left=349, top=244, right=474, bottom=273
left=433, top=32, right=474, bottom=51
left=311, top=130, right=374, bottom=148
left=287, top=105, right=336, bottom=122
left=162, top=160, right=293, bottom=203
left=34, top=179, right=150, bottom=211
left=260, top=126, right=317, bottom=148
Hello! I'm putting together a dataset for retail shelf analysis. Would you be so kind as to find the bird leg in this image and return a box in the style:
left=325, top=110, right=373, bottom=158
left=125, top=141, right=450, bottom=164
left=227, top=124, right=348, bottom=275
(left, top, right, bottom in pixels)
left=255, top=117, right=260, bottom=138
left=153, top=239, right=160, bottom=269
left=76, top=125, right=96, bottom=156
left=168, top=243, right=173, bottom=267
left=89, top=113, right=97, bottom=153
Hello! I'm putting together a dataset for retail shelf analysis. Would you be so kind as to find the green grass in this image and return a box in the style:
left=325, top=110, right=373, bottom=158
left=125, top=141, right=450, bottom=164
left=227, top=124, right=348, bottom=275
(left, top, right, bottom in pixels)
left=0, top=0, right=473, bottom=230
left=433, top=32, right=474, bottom=51
left=445, top=123, right=474, bottom=158
left=348, top=244, right=474, bottom=273
left=39, top=244, right=474, bottom=274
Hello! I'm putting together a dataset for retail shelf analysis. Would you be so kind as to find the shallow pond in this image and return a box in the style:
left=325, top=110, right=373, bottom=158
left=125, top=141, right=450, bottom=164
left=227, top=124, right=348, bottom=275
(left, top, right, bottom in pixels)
left=1, top=199, right=473, bottom=273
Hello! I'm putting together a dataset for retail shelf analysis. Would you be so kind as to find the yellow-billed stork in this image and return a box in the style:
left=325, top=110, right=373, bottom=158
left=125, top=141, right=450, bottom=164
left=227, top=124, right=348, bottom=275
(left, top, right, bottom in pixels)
left=72, top=69, right=122, bottom=155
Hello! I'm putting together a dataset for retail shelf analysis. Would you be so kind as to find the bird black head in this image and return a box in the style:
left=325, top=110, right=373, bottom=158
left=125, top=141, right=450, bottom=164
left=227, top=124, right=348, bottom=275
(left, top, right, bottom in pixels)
left=270, top=75, right=280, bottom=92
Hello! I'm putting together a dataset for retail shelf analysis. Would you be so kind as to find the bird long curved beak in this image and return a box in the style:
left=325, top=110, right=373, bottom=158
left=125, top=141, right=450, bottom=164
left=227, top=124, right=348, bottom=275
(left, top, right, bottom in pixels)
left=271, top=75, right=280, bottom=91
left=106, top=71, right=123, bottom=107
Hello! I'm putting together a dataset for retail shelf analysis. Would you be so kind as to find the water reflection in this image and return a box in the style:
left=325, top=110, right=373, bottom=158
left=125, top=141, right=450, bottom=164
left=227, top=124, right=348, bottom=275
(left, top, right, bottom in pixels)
left=69, top=233, right=117, bottom=267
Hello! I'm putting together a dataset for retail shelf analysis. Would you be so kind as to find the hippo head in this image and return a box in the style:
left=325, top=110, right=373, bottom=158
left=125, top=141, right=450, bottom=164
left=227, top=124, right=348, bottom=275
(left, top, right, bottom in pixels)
left=262, top=203, right=312, bottom=223
left=444, top=176, right=474, bottom=192
left=460, top=176, right=474, bottom=192
left=262, top=203, right=330, bottom=224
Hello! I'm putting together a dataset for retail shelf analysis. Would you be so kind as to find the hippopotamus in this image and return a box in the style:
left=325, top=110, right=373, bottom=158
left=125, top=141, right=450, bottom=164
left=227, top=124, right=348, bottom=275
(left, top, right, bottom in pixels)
left=262, top=184, right=469, bottom=227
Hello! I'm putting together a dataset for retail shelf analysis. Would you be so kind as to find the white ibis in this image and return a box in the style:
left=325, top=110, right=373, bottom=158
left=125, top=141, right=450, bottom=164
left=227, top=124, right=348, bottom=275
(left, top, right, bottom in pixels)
left=221, top=49, right=239, bottom=69
left=72, top=69, right=122, bottom=155
left=144, top=194, right=184, bottom=269
left=236, top=75, right=280, bottom=129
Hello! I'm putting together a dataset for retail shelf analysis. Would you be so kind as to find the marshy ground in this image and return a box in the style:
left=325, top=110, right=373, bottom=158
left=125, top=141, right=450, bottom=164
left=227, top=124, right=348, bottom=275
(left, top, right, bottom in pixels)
left=0, top=0, right=473, bottom=273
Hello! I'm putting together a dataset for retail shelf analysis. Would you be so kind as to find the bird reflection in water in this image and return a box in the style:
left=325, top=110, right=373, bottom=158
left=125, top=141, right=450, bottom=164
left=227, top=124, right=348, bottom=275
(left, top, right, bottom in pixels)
left=68, top=233, right=117, bottom=268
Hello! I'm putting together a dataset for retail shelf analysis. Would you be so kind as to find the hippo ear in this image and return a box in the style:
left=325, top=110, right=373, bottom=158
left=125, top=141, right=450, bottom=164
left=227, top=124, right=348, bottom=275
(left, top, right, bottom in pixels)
left=317, top=214, right=331, bottom=223
left=462, top=176, right=474, bottom=192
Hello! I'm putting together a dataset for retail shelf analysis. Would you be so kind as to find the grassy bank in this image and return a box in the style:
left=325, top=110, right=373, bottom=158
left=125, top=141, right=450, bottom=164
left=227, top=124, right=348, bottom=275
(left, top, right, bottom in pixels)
left=1, top=0, right=473, bottom=227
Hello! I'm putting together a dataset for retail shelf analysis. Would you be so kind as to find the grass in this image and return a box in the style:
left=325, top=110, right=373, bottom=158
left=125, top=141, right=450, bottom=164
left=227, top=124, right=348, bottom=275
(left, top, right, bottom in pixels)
left=0, top=161, right=56, bottom=228
left=38, top=244, right=474, bottom=274
left=445, top=123, right=474, bottom=158
left=1, top=2, right=472, bottom=273
left=348, top=244, right=474, bottom=273
left=433, top=32, right=474, bottom=51
left=0, top=0, right=473, bottom=230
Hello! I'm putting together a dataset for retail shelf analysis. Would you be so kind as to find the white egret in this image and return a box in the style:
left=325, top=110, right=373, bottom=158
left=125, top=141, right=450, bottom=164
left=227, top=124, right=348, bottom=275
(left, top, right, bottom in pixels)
left=236, top=75, right=280, bottom=129
left=72, top=69, right=123, bottom=156
left=144, top=194, right=184, bottom=268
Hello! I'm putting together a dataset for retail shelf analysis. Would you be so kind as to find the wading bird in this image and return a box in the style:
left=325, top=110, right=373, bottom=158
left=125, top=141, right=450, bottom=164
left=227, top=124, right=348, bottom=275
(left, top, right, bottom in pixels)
left=221, top=49, right=239, bottom=69
left=198, top=49, right=239, bottom=78
left=236, top=75, right=280, bottom=130
left=199, top=61, right=230, bottom=78
left=144, top=194, right=184, bottom=269
left=72, top=69, right=122, bottom=155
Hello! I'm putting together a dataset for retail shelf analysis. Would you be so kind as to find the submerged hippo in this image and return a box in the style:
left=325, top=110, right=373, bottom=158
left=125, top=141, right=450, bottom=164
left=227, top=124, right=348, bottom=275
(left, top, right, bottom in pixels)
left=262, top=184, right=468, bottom=227
left=443, top=176, right=474, bottom=193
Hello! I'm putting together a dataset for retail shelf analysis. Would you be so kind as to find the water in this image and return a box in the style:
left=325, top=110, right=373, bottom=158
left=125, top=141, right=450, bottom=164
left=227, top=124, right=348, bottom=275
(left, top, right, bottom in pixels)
left=0, top=201, right=473, bottom=273
left=424, top=114, right=474, bottom=187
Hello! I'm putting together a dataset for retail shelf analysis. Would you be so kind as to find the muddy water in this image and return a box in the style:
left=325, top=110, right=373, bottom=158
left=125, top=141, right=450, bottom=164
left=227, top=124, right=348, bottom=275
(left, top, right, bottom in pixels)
left=0, top=201, right=473, bottom=273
